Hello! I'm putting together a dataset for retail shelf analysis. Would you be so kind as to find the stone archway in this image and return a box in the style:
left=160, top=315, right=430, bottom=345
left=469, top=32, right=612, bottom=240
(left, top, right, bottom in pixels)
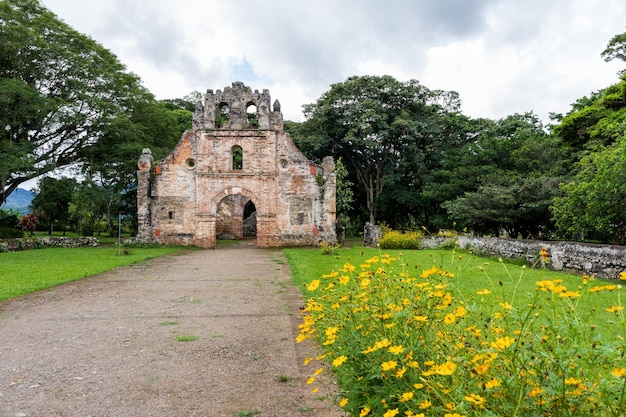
left=215, top=194, right=255, bottom=241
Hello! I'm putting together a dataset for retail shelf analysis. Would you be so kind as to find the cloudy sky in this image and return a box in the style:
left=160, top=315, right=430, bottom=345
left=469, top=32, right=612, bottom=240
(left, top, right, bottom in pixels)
left=42, top=0, right=625, bottom=124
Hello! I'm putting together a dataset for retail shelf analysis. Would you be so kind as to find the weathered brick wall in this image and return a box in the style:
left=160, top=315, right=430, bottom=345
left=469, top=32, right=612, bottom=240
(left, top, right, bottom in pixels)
left=137, top=82, right=336, bottom=249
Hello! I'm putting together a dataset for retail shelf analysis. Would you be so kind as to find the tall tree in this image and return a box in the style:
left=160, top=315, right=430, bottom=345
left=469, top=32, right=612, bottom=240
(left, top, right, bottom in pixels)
left=296, top=75, right=456, bottom=225
left=0, top=0, right=153, bottom=205
left=436, top=113, right=564, bottom=237
left=30, top=176, right=77, bottom=234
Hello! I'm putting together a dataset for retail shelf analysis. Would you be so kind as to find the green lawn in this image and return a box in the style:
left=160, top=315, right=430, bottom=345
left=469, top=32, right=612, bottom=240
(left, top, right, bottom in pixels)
left=0, top=246, right=183, bottom=301
left=283, top=245, right=626, bottom=416
left=284, top=245, right=623, bottom=330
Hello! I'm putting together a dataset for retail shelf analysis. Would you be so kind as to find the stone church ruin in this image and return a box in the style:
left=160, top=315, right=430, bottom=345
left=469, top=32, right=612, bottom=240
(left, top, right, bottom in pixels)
left=136, top=82, right=336, bottom=249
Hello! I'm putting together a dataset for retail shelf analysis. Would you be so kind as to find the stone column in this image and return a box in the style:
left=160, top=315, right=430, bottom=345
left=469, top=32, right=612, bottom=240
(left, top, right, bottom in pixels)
left=136, top=148, right=153, bottom=243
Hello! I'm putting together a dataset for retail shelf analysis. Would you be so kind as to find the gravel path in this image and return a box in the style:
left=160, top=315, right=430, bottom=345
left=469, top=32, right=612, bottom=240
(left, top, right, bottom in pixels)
left=0, top=242, right=343, bottom=417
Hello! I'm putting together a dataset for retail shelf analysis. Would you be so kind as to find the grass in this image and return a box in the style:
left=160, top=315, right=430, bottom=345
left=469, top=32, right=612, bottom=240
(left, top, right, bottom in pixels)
left=0, top=246, right=183, bottom=301
left=233, top=409, right=261, bottom=417
left=285, top=245, right=626, bottom=416
left=176, top=335, right=198, bottom=342
left=284, top=245, right=622, bottom=327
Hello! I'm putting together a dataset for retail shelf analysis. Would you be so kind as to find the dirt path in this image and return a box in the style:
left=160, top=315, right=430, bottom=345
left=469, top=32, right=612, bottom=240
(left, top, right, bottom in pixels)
left=0, top=242, right=343, bottom=417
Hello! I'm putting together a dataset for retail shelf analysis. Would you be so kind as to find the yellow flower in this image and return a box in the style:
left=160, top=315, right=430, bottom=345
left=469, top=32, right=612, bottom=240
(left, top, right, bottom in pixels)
left=399, top=391, right=414, bottom=402
left=359, top=407, right=371, bottom=417
left=421, top=266, right=439, bottom=278
left=307, top=279, right=320, bottom=291
left=611, top=367, right=626, bottom=378
left=434, top=360, right=457, bottom=376
left=418, top=400, right=432, bottom=409
left=473, top=363, right=489, bottom=375
left=529, top=386, right=543, bottom=398
left=490, top=336, right=515, bottom=350
left=444, top=414, right=465, bottom=417
left=395, top=366, right=407, bottom=378
left=414, top=315, right=429, bottom=322
left=620, top=271, right=626, bottom=280
left=303, top=357, right=313, bottom=365
left=464, top=393, right=486, bottom=409
left=454, top=305, right=467, bottom=317
left=605, top=306, right=624, bottom=313
left=339, top=275, right=350, bottom=285
left=381, top=360, right=398, bottom=371
left=485, top=378, right=501, bottom=389
left=360, top=278, right=371, bottom=288
left=332, top=355, right=347, bottom=367
left=444, top=313, right=456, bottom=324
left=322, top=271, right=339, bottom=278
left=476, top=288, right=491, bottom=295
left=342, top=262, right=356, bottom=272
left=306, top=377, right=315, bottom=385
left=388, top=345, right=405, bottom=355
left=338, top=398, right=348, bottom=407
left=559, top=290, right=580, bottom=299
left=564, top=377, right=581, bottom=385
left=383, top=409, right=399, bottom=417
left=325, top=327, right=338, bottom=337
left=311, top=387, right=318, bottom=393
left=313, top=367, right=323, bottom=376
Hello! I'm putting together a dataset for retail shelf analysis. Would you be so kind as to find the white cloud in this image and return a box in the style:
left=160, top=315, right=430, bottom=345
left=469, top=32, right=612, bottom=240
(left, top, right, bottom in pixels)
left=42, top=0, right=626, bottom=124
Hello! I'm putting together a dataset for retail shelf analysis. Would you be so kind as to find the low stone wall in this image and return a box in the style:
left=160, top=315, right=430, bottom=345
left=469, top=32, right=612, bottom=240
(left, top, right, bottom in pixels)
left=0, top=237, right=99, bottom=252
left=454, top=236, right=626, bottom=280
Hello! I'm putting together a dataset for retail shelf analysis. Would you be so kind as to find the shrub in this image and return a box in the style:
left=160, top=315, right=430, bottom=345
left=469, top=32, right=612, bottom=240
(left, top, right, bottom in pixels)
left=298, top=255, right=626, bottom=417
left=379, top=229, right=423, bottom=249
left=0, top=227, right=24, bottom=239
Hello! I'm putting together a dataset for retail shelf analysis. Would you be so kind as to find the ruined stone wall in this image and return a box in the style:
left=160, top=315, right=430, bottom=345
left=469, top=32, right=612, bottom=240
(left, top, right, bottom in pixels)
left=137, top=82, right=335, bottom=249
left=0, top=237, right=99, bottom=252
left=455, top=236, right=626, bottom=280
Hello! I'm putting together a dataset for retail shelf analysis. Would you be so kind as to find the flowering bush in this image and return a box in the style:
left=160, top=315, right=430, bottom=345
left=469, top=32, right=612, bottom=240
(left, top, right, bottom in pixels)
left=297, top=254, right=626, bottom=417
left=379, top=230, right=423, bottom=250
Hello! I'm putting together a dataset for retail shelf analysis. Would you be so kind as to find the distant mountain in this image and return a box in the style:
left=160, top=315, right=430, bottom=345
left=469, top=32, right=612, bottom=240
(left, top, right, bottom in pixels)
left=1, top=188, right=36, bottom=215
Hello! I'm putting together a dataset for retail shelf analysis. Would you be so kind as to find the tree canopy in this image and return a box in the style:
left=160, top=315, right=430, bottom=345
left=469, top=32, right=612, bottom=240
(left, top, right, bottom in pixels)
left=0, top=0, right=154, bottom=205
left=295, top=75, right=461, bottom=226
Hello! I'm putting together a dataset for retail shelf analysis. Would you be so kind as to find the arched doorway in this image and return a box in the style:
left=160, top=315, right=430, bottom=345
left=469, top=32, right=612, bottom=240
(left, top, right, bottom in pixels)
left=243, top=200, right=257, bottom=238
left=215, top=194, right=257, bottom=243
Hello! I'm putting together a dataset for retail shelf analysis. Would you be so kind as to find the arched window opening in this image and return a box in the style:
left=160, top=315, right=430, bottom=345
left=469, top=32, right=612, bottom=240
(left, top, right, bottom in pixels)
left=246, top=103, right=258, bottom=128
left=232, top=145, right=243, bottom=170
left=216, top=103, right=230, bottom=128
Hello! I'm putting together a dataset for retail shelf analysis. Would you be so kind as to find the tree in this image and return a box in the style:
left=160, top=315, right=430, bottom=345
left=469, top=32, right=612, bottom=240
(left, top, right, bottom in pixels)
left=0, top=0, right=153, bottom=206
left=30, top=177, right=77, bottom=234
left=602, top=30, right=626, bottom=75
left=551, top=135, right=626, bottom=244
left=434, top=113, right=564, bottom=238
left=296, top=75, right=456, bottom=225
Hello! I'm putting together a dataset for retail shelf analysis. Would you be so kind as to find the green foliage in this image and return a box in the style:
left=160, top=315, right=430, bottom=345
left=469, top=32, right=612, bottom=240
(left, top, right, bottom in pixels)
left=432, top=113, right=563, bottom=238
left=287, top=248, right=626, bottom=417
left=0, top=0, right=154, bottom=205
left=334, top=157, right=354, bottom=226
left=0, top=227, right=23, bottom=238
left=0, top=246, right=181, bottom=301
left=602, top=30, right=626, bottom=75
left=0, top=208, right=20, bottom=228
left=378, top=229, right=423, bottom=249
left=296, top=75, right=460, bottom=225
left=552, top=135, right=626, bottom=243
left=31, top=177, right=77, bottom=234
